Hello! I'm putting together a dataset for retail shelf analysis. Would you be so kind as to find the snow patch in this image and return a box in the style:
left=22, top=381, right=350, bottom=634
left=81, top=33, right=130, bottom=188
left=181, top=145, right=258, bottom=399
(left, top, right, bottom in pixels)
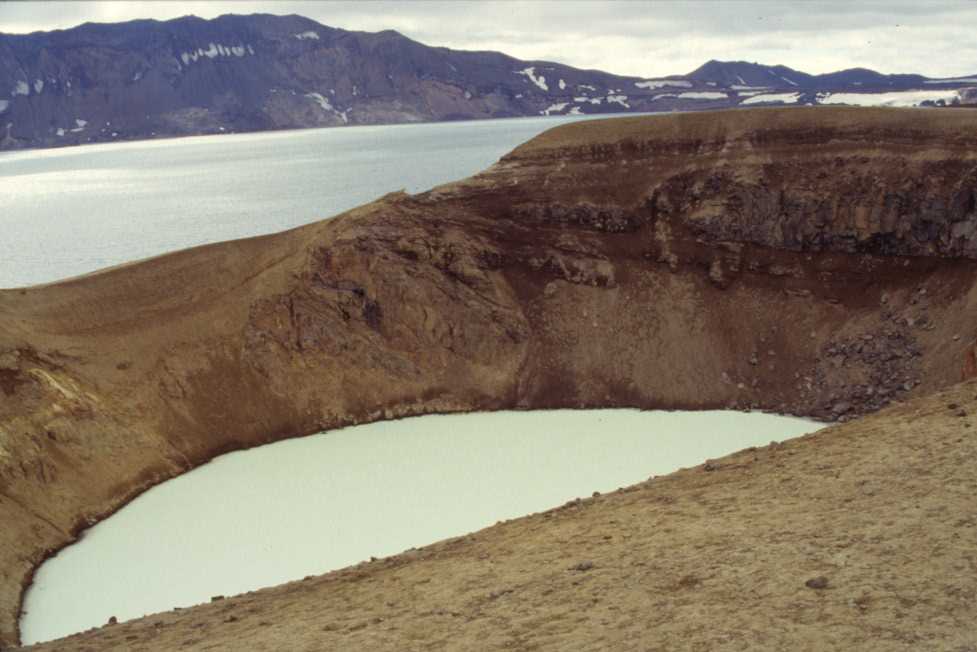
left=731, top=85, right=769, bottom=91
left=606, top=94, right=630, bottom=107
left=635, top=79, right=691, bottom=89
left=33, top=79, right=44, bottom=94
left=578, top=84, right=597, bottom=91
left=294, top=31, right=320, bottom=40
left=541, top=102, right=569, bottom=115
left=0, top=100, right=8, bottom=113
left=180, top=43, right=250, bottom=67
left=306, top=91, right=349, bottom=122
left=741, top=92, right=802, bottom=105
left=12, top=81, right=28, bottom=96
left=568, top=106, right=582, bottom=115
left=735, top=75, right=746, bottom=85
left=558, top=79, right=566, bottom=90
left=305, top=92, right=334, bottom=111
left=677, top=91, right=728, bottom=100
left=924, top=78, right=977, bottom=84
left=516, top=67, right=549, bottom=91
left=55, top=128, right=64, bottom=137
left=818, top=89, right=961, bottom=108
left=779, top=76, right=798, bottom=87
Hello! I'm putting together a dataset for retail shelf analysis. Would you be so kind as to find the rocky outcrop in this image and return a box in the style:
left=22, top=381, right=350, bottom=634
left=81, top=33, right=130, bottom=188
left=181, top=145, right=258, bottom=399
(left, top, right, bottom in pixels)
left=2, top=107, right=977, bottom=646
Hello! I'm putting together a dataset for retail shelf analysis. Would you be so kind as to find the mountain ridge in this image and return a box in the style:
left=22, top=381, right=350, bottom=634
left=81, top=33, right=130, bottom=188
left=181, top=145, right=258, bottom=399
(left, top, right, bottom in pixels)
left=1, top=13, right=975, bottom=151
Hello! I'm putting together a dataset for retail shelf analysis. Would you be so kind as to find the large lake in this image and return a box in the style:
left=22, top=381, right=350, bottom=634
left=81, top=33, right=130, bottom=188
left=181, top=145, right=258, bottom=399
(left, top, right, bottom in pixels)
left=21, top=409, right=822, bottom=645
left=0, top=115, right=602, bottom=288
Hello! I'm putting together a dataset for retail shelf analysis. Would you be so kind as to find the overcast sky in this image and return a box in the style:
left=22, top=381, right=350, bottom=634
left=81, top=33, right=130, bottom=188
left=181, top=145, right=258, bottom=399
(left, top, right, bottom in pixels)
left=1, top=1, right=976, bottom=78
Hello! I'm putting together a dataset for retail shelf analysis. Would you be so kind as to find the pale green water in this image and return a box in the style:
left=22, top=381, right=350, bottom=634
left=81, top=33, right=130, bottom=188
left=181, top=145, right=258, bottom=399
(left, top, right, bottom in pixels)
left=21, top=409, right=822, bottom=644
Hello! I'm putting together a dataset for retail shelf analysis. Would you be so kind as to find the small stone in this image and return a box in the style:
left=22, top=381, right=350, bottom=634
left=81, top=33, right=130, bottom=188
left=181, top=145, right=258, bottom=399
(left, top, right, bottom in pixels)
left=572, top=561, right=594, bottom=572
left=953, top=334, right=961, bottom=341
left=948, top=403, right=959, bottom=410
left=805, top=576, right=829, bottom=590
left=703, top=462, right=718, bottom=472
left=107, top=616, right=118, bottom=625
left=211, top=595, right=224, bottom=602
left=592, top=491, right=601, bottom=497
left=957, top=410, right=967, bottom=418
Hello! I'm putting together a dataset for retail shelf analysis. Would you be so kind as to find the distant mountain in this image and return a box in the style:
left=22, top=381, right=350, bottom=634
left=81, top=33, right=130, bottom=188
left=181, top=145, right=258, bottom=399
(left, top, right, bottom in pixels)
left=1, top=15, right=975, bottom=151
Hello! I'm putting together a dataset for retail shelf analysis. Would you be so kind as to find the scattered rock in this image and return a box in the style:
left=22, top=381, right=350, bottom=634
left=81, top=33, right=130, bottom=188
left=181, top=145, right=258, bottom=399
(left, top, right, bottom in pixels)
left=107, top=616, right=118, bottom=625
left=210, top=595, right=224, bottom=602
left=805, top=576, right=829, bottom=590
left=831, top=402, right=851, bottom=416
left=957, top=410, right=967, bottom=418
left=571, top=561, right=594, bottom=572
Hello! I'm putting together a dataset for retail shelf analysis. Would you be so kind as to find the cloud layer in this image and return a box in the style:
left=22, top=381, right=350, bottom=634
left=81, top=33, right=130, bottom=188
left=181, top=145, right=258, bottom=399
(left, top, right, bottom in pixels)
left=1, top=1, right=975, bottom=78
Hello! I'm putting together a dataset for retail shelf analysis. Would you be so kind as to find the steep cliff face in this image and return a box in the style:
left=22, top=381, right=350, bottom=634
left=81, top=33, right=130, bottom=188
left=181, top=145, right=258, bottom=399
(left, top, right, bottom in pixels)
left=2, top=107, right=977, bottom=646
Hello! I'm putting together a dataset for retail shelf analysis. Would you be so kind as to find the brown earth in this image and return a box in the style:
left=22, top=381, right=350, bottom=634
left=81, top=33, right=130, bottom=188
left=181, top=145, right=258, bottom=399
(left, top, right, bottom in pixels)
left=2, top=106, right=977, bottom=648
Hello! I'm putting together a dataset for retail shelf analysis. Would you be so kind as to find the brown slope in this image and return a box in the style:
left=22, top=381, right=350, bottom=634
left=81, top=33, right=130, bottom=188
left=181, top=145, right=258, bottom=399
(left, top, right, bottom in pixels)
left=2, top=106, right=977, bottom=647
left=22, top=379, right=977, bottom=652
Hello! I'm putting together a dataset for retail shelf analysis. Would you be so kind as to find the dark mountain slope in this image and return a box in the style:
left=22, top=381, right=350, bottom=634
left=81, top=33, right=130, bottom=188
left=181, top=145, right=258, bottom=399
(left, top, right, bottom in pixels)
left=1, top=14, right=975, bottom=151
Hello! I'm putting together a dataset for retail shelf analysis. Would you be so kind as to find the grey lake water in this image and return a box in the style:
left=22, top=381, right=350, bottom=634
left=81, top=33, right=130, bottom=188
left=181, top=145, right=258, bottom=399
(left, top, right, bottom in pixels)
left=6, top=117, right=825, bottom=645
left=0, top=115, right=598, bottom=288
